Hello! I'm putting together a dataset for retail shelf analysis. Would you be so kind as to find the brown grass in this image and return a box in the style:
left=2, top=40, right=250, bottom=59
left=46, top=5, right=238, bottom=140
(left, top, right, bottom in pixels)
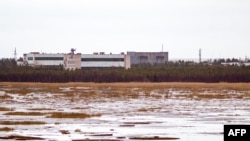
left=75, top=129, right=81, bottom=132
left=59, top=130, right=70, bottom=134
left=0, top=107, right=14, bottom=111
left=137, top=107, right=161, bottom=112
left=0, top=121, right=45, bottom=125
left=0, top=94, right=12, bottom=99
left=28, top=108, right=53, bottom=111
left=0, top=82, right=247, bottom=92
left=72, top=107, right=89, bottom=109
left=3, top=111, right=101, bottom=119
left=1, top=82, right=249, bottom=90
left=47, top=112, right=101, bottom=118
left=0, top=127, right=14, bottom=132
left=4, top=111, right=46, bottom=116
left=0, top=82, right=249, bottom=100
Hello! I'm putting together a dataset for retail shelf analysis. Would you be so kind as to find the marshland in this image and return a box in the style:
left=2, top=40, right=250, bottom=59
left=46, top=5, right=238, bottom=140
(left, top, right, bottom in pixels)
left=0, top=82, right=249, bottom=140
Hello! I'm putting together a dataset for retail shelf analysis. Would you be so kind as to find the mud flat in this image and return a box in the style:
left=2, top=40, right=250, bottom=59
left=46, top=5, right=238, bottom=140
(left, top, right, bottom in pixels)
left=0, top=82, right=249, bottom=141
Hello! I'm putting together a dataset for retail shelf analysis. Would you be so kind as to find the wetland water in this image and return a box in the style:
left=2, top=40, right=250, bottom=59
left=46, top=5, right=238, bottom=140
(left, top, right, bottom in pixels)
left=0, top=82, right=249, bottom=141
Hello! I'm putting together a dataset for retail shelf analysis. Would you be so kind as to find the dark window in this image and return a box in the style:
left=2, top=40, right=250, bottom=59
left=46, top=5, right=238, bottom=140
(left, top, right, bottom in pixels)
left=156, top=56, right=164, bottom=59
left=34, top=57, right=63, bottom=60
left=28, top=57, right=33, bottom=60
left=139, top=56, right=148, bottom=59
left=81, top=58, right=124, bottom=62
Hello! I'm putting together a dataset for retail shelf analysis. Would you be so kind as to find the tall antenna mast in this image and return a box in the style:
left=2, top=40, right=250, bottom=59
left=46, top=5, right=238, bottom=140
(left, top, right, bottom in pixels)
left=199, top=48, right=201, bottom=63
left=14, top=48, right=17, bottom=61
left=162, top=43, right=163, bottom=53
left=161, top=43, right=164, bottom=63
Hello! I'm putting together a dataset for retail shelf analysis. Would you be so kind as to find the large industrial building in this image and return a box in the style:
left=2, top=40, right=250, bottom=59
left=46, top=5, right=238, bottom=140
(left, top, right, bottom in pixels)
left=127, top=51, right=168, bottom=65
left=23, top=50, right=130, bottom=70
left=81, top=53, right=130, bottom=69
left=22, top=50, right=169, bottom=69
left=24, top=52, right=64, bottom=66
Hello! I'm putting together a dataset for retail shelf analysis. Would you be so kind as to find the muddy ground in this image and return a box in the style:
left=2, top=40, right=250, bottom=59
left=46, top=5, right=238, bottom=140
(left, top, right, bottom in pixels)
left=0, top=82, right=249, bottom=141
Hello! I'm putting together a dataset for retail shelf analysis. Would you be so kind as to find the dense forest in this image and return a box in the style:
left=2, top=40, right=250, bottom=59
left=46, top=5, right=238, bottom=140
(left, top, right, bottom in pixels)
left=0, top=59, right=250, bottom=83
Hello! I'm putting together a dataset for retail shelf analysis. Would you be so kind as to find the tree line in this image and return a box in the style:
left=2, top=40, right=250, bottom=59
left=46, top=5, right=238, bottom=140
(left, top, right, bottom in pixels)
left=0, top=59, right=250, bottom=83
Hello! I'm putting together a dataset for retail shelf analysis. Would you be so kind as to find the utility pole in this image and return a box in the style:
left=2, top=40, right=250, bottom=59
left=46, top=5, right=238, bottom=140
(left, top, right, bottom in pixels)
left=162, top=43, right=163, bottom=53
left=14, top=48, right=17, bottom=61
left=162, top=43, right=164, bottom=63
left=199, top=48, right=201, bottom=63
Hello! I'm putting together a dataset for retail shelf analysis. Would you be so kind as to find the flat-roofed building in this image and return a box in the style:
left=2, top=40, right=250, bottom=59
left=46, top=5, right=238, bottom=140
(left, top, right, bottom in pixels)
left=23, top=51, right=130, bottom=69
left=127, top=51, right=168, bottom=65
left=24, top=53, right=64, bottom=67
left=81, top=53, right=130, bottom=69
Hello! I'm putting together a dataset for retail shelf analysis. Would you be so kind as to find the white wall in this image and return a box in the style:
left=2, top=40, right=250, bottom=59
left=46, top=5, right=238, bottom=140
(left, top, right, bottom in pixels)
left=82, top=61, right=124, bottom=67
left=25, top=53, right=64, bottom=66
left=24, top=53, right=130, bottom=69
left=81, top=54, right=126, bottom=68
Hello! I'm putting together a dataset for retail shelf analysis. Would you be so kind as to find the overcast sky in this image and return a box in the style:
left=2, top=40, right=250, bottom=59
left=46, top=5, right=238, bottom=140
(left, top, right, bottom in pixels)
left=1, top=0, right=250, bottom=60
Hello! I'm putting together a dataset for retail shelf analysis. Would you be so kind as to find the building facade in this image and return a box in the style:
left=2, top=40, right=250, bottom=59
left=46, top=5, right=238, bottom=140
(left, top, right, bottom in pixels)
left=127, top=51, right=168, bottom=65
left=24, top=53, right=64, bottom=67
left=64, top=53, right=82, bottom=70
left=23, top=51, right=169, bottom=69
left=81, top=54, right=130, bottom=69
left=23, top=52, right=130, bottom=70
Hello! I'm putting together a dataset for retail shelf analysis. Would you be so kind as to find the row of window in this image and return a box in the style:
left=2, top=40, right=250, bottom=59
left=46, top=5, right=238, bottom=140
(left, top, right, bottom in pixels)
left=27, top=57, right=124, bottom=62
left=27, top=56, right=165, bottom=61
left=35, top=57, right=64, bottom=60
left=81, top=58, right=124, bottom=62
left=28, top=57, right=64, bottom=60
left=28, top=57, right=33, bottom=60
left=139, top=56, right=165, bottom=60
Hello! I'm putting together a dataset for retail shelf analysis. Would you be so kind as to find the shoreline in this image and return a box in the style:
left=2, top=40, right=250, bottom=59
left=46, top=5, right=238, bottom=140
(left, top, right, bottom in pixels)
left=1, top=82, right=250, bottom=90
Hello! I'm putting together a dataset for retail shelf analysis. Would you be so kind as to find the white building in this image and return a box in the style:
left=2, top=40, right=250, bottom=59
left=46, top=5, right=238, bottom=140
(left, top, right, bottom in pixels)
left=81, top=53, right=130, bottom=69
left=127, top=51, right=168, bottom=65
left=24, top=53, right=64, bottom=67
left=23, top=52, right=130, bottom=70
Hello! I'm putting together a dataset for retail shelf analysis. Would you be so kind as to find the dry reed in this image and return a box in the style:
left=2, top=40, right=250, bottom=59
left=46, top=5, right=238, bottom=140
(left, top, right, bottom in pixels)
left=0, top=107, right=14, bottom=111
left=0, top=127, right=14, bottom=132
left=4, top=111, right=45, bottom=116
left=47, top=112, right=101, bottom=118
left=0, top=121, right=45, bottom=125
